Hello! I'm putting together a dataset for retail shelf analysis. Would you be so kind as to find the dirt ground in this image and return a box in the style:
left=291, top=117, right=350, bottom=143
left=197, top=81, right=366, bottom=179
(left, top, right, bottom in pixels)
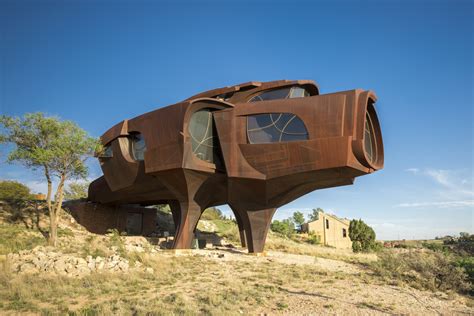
left=4, top=246, right=471, bottom=315
left=0, top=206, right=472, bottom=315
left=170, top=248, right=473, bottom=315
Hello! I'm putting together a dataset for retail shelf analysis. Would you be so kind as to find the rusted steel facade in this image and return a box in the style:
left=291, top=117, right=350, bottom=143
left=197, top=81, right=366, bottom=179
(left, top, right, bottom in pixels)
left=87, top=79, right=384, bottom=253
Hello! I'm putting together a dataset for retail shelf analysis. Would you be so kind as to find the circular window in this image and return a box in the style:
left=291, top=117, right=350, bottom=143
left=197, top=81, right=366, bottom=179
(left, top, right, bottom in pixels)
left=353, top=96, right=383, bottom=170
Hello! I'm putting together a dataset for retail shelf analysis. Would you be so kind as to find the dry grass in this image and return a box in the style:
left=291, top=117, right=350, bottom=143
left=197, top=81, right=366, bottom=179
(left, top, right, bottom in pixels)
left=0, top=253, right=338, bottom=315
left=265, top=232, right=377, bottom=265
left=370, top=249, right=470, bottom=293
left=0, top=205, right=472, bottom=315
left=3, top=250, right=470, bottom=315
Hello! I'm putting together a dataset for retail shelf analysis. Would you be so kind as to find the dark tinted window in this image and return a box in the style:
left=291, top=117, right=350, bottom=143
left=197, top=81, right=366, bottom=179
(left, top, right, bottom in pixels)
left=189, top=109, right=223, bottom=167
left=249, top=86, right=310, bottom=102
left=130, top=133, right=146, bottom=161
left=247, top=113, right=308, bottom=144
left=99, top=144, right=113, bottom=158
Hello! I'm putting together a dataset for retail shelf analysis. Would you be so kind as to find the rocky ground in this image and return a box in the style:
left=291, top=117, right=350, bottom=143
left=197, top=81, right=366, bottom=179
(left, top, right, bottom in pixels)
left=2, top=244, right=473, bottom=315
left=0, top=205, right=472, bottom=315
left=7, top=246, right=154, bottom=276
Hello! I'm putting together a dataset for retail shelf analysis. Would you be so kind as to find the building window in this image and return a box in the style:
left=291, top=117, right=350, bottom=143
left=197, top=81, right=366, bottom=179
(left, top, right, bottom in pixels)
left=249, top=86, right=310, bottom=102
left=188, top=108, right=224, bottom=168
left=343, top=228, right=347, bottom=238
left=247, top=113, right=308, bottom=144
left=326, top=219, right=329, bottom=229
left=364, top=112, right=377, bottom=164
left=130, top=133, right=146, bottom=161
left=99, top=144, right=113, bottom=158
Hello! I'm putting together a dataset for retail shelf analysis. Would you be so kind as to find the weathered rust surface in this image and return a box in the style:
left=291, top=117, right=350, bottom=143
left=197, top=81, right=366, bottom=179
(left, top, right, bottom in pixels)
left=87, top=79, right=384, bottom=253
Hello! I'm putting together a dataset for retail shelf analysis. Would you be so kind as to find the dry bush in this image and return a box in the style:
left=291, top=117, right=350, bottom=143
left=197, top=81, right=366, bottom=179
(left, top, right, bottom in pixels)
left=0, top=224, right=46, bottom=255
left=266, top=232, right=376, bottom=264
left=371, top=250, right=470, bottom=293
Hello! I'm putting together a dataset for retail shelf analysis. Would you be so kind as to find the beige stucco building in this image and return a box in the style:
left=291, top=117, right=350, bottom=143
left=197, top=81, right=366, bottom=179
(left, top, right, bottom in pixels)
left=302, top=210, right=352, bottom=249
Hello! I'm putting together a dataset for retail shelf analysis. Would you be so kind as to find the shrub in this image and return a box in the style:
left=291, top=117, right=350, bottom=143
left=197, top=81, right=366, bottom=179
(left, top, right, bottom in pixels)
left=422, top=242, right=446, bottom=253
left=349, top=219, right=379, bottom=253
left=270, top=219, right=295, bottom=238
left=0, top=181, right=31, bottom=200
left=456, top=256, right=474, bottom=293
left=200, top=207, right=224, bottom=221
left=371, top=250, right=470, bottom=293
left=371, top=241, right=384, bottom=252
left=217, top=222, right=241, bottom=244
left=451, top=233, right=474, bottom=256
left=306, top=233, right=321, bottom=245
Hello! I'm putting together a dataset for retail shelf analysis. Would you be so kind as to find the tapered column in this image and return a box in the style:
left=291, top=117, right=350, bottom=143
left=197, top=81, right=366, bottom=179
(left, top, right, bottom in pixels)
left=158, top=170, right=210, bottom=249
left=169, top=201, right=203, bottom=249
left=230, top=205, right=276, bottom=253
left=168, top=200, right=181, bottom=232
left=231, top=207, right=247, bottom=248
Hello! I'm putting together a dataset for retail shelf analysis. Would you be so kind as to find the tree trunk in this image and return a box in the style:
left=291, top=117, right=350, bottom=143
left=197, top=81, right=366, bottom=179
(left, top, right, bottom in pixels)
left=48, top=174, right=66, bottom=247
left=48, top=209, right=57, bottom=246
left=44, top=166, right=52, bottom=213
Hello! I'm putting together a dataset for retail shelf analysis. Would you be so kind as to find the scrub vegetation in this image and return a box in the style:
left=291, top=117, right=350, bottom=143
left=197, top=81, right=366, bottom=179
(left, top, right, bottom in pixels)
left=0, top=113, right=99, bottom=247
left=0, top=200, right=472, bottom=314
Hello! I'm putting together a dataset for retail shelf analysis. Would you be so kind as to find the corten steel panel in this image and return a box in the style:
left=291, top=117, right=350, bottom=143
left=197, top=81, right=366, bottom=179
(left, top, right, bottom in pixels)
left=86, top=80, right=384, bottom=253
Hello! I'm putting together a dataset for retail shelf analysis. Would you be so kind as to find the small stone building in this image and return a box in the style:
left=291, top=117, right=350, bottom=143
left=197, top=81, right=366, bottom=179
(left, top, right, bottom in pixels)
left=301, top=210, right=352, bottom=249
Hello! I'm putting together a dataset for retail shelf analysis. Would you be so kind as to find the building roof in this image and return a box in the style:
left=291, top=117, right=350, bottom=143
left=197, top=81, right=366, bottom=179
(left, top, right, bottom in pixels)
left=308, top=210, right=350, bottom=226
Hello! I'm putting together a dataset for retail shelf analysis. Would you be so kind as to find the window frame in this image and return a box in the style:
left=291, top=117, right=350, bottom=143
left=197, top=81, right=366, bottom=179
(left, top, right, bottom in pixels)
left=129, top=133, right=146, bottom=161
left=98, top=144, right=113, bottom=159
left=188, top=108, right=224, bottom=169
left=247, top=86, right=310, bottom=103
left=246, top=112, right=309, bottom=144
left=364, top=112, right=377, bottom=164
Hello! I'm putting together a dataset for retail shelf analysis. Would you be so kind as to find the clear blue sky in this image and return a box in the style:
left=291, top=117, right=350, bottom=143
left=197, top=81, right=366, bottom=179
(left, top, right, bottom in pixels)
left=1, top=0, right=472, bottom=240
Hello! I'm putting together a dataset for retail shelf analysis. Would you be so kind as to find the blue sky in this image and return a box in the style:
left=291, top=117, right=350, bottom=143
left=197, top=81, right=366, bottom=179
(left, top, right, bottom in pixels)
left=1, top=0, right=472, bottom=240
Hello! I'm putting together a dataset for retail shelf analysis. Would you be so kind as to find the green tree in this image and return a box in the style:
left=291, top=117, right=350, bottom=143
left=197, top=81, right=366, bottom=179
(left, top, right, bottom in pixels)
left=349, top=219, right=378, bottom=252
left=0, top=180, right=32, bottom=200
left=64, top=181, right=89, bottom=200
left=292, top=211, right=305, bottom=230
left=308, top=208, right=323, bottom=222
left=0, top=113, right=99, bottom=246
left=270, top=219, right=295, bottom=237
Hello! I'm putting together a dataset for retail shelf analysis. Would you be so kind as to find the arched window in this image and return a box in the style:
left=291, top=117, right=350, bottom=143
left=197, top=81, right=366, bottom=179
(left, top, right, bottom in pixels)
left=247, top=113, right=308, bottom=144
left=188, top=109, right=223, bottom=167
left=249, top=86, right=310, bottom=102
left=129, top=133, right=146, bottom=161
